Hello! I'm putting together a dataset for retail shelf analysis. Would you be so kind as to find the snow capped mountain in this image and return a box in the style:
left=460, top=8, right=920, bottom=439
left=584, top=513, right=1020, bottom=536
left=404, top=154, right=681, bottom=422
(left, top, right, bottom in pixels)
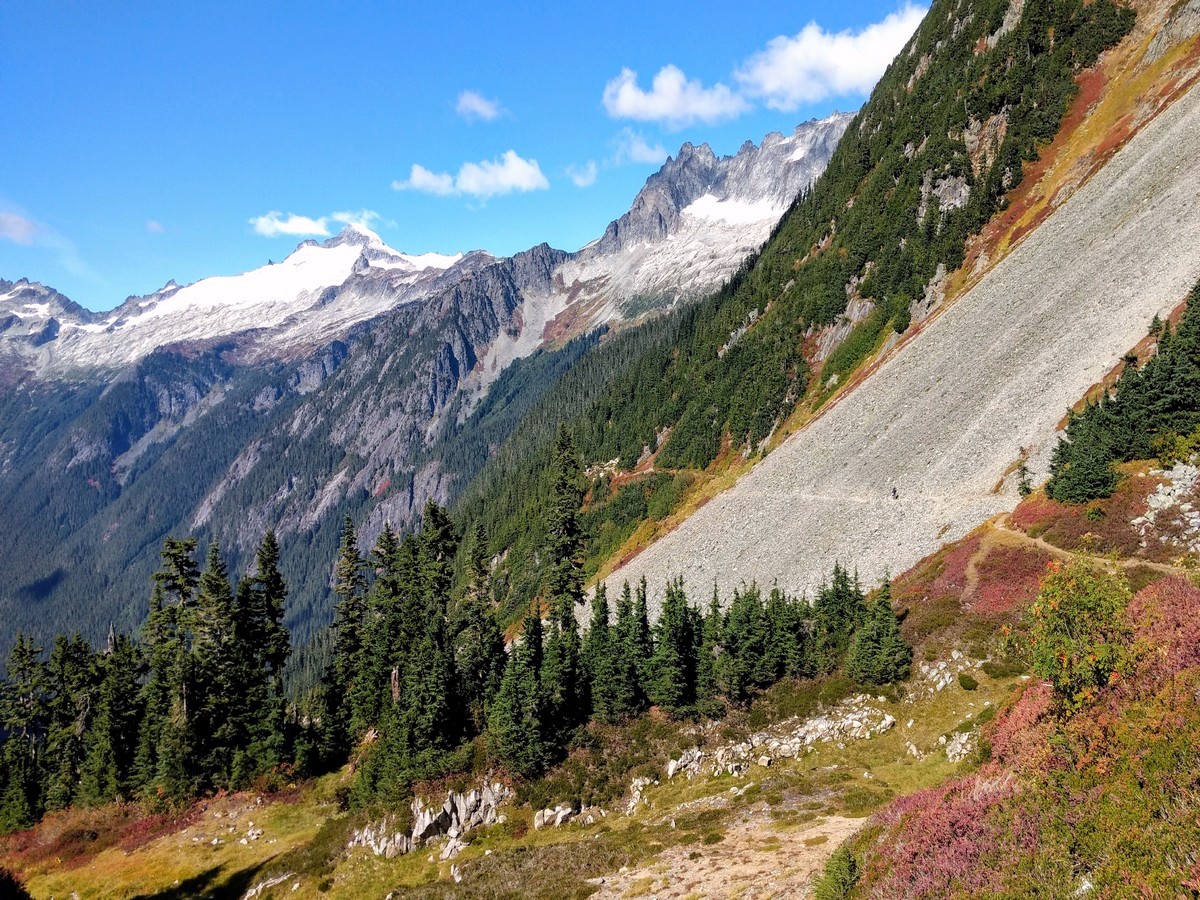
left=0, top=116, right=848, bottom=383
left=1, top=225, right=466, bottom=377
left=552, top=113, right=853, bottom=322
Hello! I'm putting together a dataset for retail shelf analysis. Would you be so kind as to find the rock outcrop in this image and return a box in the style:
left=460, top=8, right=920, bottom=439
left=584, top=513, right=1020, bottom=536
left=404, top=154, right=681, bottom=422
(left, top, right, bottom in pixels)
left=348, top=782, right=510, bottom=860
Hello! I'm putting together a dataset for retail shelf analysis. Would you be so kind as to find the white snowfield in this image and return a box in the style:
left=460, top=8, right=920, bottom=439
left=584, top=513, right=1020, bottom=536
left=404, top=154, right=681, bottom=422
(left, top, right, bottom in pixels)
left=26, top=224, right=461, bottom=372
left=602, top=81, right=1200, bottom=615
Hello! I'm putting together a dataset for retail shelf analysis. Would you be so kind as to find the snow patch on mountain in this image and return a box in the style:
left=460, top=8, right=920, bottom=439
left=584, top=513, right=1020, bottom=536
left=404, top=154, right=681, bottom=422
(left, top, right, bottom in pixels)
left=683, top=194, right=784, bottom=225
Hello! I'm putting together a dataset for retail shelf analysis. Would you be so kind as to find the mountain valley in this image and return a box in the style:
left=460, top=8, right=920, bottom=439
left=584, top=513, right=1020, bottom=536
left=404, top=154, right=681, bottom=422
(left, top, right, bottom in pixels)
left=2, top=0, right=1200, bottom=896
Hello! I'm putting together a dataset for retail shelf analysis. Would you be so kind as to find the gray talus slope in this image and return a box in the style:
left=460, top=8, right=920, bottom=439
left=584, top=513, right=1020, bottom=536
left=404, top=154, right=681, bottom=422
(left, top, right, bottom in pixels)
left=604, top=80, right=1200, bottom=612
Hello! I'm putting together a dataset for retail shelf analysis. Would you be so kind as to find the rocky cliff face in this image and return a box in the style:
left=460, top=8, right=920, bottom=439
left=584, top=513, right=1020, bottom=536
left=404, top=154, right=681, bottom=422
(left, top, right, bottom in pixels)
left=557, top=115, right=851, bottom=318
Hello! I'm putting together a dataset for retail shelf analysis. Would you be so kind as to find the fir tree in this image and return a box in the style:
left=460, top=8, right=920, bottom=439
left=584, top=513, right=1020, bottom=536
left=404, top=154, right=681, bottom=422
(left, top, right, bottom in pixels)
left=451, top=525, right=505, bottom=733
left=135, top=538, right=200, bottom=800
left=646, top=579, right=697, bottom=711
left=610, top=582, right=649, bottom=718
left=328, top=516, right=368, bottom=747
left=193, top=541, right=240, bottom=789
left=78, top=634, right=144, bottom=806
left=846, top=583, right=912, bottom=685
left=717, top=584, right=770, bottom=704
left=488, top=605, right=546, bottom=778
left=42, top=634, right=95, bottom=812
left=0, top=635, right=46, bottom=831
left=585, top=585, right=622, bottom=722
left=812, top=564, right=867, bottom=674
left=695, top=586, right=723, bottom=710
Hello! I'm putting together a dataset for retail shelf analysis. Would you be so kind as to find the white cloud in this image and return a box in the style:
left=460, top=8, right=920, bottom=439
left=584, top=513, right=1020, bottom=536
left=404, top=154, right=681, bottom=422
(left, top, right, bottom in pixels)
left=613, top=128, right=668, bottom=165
left=456, top=90, right=504, bottom=122
left=399, top=164, right=457, bottom=196
left=0, top=212, right=38, bottom=245
left=249, top=211, right=331, bottom=238
left=146, top=219, right=165, bottom=234
left=248, top=209, right=382, bottom=238
left=566, top=160, right=598, bottom=188
left=0, top=210, right=93, bottom=278
left=330, top=209, right=380, bottom=229
left=393, top=150, right=549, bottom=199
left=736, top=3, right=927, bottom=109
left=602, top=65, right=748, bottom=129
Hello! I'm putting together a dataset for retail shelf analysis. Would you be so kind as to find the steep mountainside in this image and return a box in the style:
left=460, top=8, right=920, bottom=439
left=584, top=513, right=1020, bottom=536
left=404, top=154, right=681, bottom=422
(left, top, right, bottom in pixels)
left=606, top=75, right=1200, bottom=611
left=0, top=120, right=844, bottom=653
left=451, top=0, right=1152, bottom=624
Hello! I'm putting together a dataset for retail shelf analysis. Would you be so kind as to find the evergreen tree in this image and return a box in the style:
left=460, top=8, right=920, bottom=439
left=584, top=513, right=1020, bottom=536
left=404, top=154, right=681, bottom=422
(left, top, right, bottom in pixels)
left=545, top=426, right=585, bottom=611
left=236, top=531, right=291, bottom=781
left=539, top=427, right=586, bottom=735
left=695, top=586, right=723, bottom=710
left=42, top=634, right=96, bottom=812
left=135, top=538, right=199, bottom=801
left=488, top=605, right=546, bottom=778
left=646, top=579, right=697, bottom=711
left=585, top=585, right=622, bottom=722
left=193, top=541, right=240, bottom=789
left=0, top=635, right=46, bottom=831
left=451, top=525, right=505, bottom=733
left=717, top=584, right=770, bottom=704
left=846, top=583, right=912, bottom=685
left=812, top=564, right=867, bottom=674
left=610, top=582, right=649, bottom=718
left=328, top=516, right=368, bottom=747
left=78, top=634, right=144, bottom=806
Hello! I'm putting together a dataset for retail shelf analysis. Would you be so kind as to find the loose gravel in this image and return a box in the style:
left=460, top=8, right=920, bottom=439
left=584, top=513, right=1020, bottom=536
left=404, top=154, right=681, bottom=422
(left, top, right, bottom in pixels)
left=603, top=81, right=1200, bottom=617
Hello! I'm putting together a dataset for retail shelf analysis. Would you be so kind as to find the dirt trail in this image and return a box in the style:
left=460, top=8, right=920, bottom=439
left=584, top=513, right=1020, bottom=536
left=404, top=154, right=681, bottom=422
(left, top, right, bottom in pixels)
left=590, top=814, right=864, bottom=900
left=988, top=515, right=1190, bottom=577
left=604, top=78, right=1200, bottom=620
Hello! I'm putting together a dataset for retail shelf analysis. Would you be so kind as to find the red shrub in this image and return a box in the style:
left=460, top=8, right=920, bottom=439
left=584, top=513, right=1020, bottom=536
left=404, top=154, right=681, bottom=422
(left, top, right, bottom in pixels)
left=987, top=680, right=1054, bottom=770
left=969, top=546, right=1053, bottom=616
left=1128, top=576, right=1200, bottom=687
left=862, top=766, right=1034, bottom=898
left=1011, top=495, right=1062, bottom=533
left=894, top=534, right=982, bottom=607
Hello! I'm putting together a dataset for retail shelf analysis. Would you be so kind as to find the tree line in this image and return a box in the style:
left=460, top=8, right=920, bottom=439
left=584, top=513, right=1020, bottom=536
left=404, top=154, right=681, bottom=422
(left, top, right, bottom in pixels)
left=1047, top=285, right=1200, bottom=503
left=0, top=427, right=911, bottom=829
left=0, top=533, right=290, bottom=831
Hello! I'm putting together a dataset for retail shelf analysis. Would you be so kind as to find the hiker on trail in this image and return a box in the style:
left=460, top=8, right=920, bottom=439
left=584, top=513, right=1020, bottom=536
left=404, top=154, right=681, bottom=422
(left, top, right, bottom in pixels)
left=891, top=486, right=899, bottom=500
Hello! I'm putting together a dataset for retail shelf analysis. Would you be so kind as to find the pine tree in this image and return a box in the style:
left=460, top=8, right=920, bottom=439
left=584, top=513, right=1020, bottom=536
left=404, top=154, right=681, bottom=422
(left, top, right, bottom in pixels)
left=846, top=583, right=912, bottom=685
left=78, top=634, right=144, bottom=806
left=0, top=635, right=46, bottom=831
left=42, top=634, right=96, bottom=811
left=646, top=579, right=697, bottom=711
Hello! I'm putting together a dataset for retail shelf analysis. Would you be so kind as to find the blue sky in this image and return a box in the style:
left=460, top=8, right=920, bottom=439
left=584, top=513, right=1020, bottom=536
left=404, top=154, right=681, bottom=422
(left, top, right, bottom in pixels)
left=0, top=1, right=925, bottom=311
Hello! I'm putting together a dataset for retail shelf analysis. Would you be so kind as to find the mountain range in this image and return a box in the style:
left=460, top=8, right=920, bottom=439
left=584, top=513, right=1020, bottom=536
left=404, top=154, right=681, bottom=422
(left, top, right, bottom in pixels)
left=0, top=113, right=851, bottom=651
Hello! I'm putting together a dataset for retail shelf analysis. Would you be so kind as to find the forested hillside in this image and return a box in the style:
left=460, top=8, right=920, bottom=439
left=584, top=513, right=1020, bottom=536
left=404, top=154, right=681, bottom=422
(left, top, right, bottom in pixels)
left=453, top=0, right=1136, bottom=622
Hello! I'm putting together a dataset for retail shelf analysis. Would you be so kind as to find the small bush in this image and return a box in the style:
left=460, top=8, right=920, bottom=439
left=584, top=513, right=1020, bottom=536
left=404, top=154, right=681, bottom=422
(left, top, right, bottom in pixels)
left=814, top=846, right=859, bottom=900
left=1025, top=558, right=1131, bottom=712
left=981, top=658, right=1027, bottom=679
left=958, top=673, right=979, bottom=691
